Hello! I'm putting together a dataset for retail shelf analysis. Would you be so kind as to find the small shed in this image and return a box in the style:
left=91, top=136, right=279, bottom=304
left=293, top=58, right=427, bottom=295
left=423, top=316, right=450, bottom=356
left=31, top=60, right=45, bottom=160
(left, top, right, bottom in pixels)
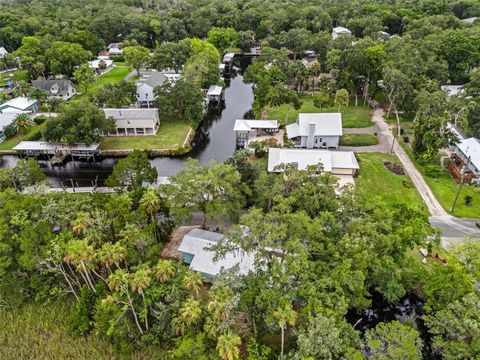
left=206, top=85, right=224, bottom=103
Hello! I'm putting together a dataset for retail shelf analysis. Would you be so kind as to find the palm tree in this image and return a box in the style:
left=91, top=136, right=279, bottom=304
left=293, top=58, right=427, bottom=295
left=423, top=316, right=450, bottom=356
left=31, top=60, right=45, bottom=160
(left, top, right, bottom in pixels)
left=173, top=298, right=203, bottom=335
left=71, top=212, right=94, bottom=236
left=273, top=303, right=297, bottom=356
left=14, top=81, right=30, bottom=97
left=154, top=259, right=176, bottom=282
left=216, top=331, right=241, bottom=360
left=14, top=113, right=36, bottom=132
left=63, top=239, right=96, bottom=293
left=183, top=271, right=203, bottom=297
left=208, top=287, right=232, bottom=323
left=130, top=267, right=152, bottom=330
left=97, top=242, right=127, bottom=273
left=140, top=188, right=161, bottom=223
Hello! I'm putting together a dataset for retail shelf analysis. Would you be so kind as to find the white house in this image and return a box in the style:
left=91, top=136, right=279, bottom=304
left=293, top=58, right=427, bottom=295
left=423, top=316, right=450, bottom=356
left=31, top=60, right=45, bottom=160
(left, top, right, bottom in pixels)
left=286, top=113, right=343, bottom=149
left=107, top=43, right=123, bottom=56
left=178, top=228, right=255, bottom=282
left=103, top=108, right=159, bottom=136
left=0, top=47, right=8, bottom=59
left=268, top=148, right=359, bottom=186
left=0, top=113, right=22, bottom=140
left=31, top=80, right=77, bottom=101
left=452, top=137, right=480, bottom=180
left=234, top=119, right=279, bottom=148
left=462, top=17, right=478, bottom=25
left=0, top=97, right=39, bottom=113
left=88, top=59, right=114, bottom=74
left=136, top=71, right=181, bottom=108
left=332, top=27, right=352, bottom=39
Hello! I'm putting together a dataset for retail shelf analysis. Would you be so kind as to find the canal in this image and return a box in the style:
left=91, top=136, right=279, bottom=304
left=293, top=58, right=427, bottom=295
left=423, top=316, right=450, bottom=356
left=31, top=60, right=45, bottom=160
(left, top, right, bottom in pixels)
left=0, top=72, right=254, bottom=187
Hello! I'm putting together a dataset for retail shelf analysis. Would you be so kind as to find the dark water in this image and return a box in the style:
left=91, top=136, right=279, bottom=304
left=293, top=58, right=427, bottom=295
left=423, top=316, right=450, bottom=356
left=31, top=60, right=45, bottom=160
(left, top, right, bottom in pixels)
left=0, top=72, right=254, bottom=187
left=346, top=291, right=438, bottom=359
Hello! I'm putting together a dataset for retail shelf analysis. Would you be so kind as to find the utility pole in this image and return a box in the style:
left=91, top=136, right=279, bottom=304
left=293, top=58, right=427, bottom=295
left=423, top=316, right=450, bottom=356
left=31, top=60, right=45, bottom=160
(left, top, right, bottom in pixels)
left=451, top=152, right=471, bottom=213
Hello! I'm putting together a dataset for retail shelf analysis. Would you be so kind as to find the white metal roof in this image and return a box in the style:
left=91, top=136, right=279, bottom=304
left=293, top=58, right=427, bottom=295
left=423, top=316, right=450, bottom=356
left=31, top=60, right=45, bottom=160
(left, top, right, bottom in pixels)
left=0, top=47, right=8, bottom=56
left=0, top=97, right=37, bottom=111
left=207, top=85, right=223, bottom=96
left=457, top=137, right=480, bottom=172
left=441, top=85, right=464, bottom=96
left=233, top=119, right=278, bottom=131
left=286, top=113, right=343, bottom=138
left=223, top=53, right=235, bottom=62
left=179, top=229, right=255, bottom=277
left=0, top=113, right=20, bottom=130
left=462, top=17, right=478, bottom=24
left=103, top=108, right=158, bottom=120
left=267, top=148, right=359, bottom=172
left=13, top=141, right=100, bottom=151
left=332, top=27, right=351, bottom=34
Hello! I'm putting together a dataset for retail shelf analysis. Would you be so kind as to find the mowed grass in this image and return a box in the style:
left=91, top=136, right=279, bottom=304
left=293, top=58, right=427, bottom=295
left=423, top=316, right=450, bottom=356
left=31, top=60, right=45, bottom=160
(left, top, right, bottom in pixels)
left=400, top=142, right=480, bottom=218
left=73, top=66, right=132, bottom=101
left=0, top=300, right=166, bottom=360
left=0, top=69, right=29, bottom=86
left=0, top=123, right=45, bottom=150
left=356, top=152, right=427, bottom=213
left=340, top=133, right=378, bottom=146
left=100, top=118, right=192, bottom=150
left=263, top=95, right=373, bottom=128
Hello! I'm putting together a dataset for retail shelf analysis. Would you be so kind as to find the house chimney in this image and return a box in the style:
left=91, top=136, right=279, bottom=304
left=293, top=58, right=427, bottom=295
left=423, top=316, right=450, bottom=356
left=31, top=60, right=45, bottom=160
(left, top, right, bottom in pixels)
left=307, top=122, right=316, bottom=148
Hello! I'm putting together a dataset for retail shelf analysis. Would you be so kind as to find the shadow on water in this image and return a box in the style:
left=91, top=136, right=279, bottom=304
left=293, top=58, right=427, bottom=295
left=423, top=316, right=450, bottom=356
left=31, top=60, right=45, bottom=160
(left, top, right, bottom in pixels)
left=0, top=69, right=254, bottom=187
left=346, top=291, right=439, bottom=359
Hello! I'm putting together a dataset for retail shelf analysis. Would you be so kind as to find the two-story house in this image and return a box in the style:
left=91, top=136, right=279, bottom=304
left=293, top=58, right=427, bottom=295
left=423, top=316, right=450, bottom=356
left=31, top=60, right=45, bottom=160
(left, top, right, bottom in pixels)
left=103, top=108, right=160, bottom=136
left=136, top=71, right=181, bottom=108
left=286, top=113, right=343, bottom=149
left=31, top=80, right=77, bottom=101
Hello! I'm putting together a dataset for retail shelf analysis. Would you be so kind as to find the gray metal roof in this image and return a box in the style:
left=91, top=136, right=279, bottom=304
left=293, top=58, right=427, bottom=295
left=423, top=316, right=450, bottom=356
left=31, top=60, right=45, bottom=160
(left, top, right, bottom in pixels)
left=137, top=72, right=168, bottom=89
left=31, top=80, right=74, bottom=96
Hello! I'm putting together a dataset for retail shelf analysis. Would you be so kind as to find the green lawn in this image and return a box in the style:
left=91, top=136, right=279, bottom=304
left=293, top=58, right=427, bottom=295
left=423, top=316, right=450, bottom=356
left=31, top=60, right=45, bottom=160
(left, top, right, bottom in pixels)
left=0, top=123, right=45, bottom=150
left=400, top=141, right=480, bottom=218
left=340, top=133, right=378, bottom=146
left=356, top=152, right=427, bottom=213
left=100, top=119, right=192, bottom=150
left=112, top=61, right=127, bottom=67
left=73, top=66, right=132, bottom=101
left=0, top=69, right=29, bottom=86
left=263, top=95, right=373, bottom=128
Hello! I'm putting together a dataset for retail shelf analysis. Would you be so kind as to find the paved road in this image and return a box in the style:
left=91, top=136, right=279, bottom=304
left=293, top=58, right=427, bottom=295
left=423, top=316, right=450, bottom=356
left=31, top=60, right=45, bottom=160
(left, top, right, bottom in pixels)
left=339, top=122, right=391, bottom=153
left=430, top=216, right=480, bottom=249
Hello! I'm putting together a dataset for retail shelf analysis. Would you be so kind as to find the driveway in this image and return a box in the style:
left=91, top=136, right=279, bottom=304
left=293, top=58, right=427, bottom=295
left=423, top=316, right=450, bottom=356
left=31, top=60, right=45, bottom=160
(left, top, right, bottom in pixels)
left=339, top=120, right=391, bottom=153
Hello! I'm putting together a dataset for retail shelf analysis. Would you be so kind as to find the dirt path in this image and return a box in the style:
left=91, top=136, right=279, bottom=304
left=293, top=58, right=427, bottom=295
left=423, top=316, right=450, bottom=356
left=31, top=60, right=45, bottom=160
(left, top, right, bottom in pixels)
left=372, top=109, right=448, bottom=217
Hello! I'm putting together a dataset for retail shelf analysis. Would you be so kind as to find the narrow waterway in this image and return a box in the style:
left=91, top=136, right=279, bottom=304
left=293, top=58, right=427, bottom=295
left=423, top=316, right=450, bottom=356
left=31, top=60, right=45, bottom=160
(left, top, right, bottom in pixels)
left=0, top=73, right=254, bottom=187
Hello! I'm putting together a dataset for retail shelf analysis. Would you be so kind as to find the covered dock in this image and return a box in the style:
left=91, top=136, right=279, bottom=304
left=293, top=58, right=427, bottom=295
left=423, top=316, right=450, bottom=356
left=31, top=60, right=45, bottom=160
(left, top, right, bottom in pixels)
left=206, top=85, right=225, bottom=106
left=13, top=141, right=100, bottom=164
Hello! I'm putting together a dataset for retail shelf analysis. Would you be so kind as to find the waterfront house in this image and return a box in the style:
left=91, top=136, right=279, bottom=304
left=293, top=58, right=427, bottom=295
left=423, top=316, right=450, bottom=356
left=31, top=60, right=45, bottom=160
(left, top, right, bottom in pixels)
left=332, top=27, right=352, bottom=39
left=31, top=80, right=77, bottom=101
left=234, top=119, right=279, bottom=148
left=136, top=71, right=181, bottom=108
left=267, top=148, right=359, bottom=186
left=0, top=96, right=39, bottom=113
left=103, top=108, right=159, bottom=136
left=0, top=47, right=8, bottom=59
left=286, top=113, right=342, bottom=149
left=178, top=228, right=255, bottom=282
left=0, top=112, right=21, bottom=141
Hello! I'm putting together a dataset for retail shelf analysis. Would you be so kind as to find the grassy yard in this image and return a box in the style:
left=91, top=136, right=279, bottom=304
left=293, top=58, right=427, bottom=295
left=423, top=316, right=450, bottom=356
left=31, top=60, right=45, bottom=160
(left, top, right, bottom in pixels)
left=263, top=95, right=373, bottom=128
left=0, top=123, right=45, bottom=150
left=340, top=133, right=378, bottom=146
left=0, top=69, right=29, bottom=86
left=100, top=118, right=192, bottom=150
left=73, top=66, right=132, bottom=101
left=356, top=152, right=427, bottom=213
left=0, top=300, right=166, bottom=360
left=400, top=141, right=480, bottom=218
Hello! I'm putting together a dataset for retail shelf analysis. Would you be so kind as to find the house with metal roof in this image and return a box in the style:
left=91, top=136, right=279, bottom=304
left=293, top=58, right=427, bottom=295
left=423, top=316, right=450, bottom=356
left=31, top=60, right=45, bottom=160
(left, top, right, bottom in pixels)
left=136, top=71, right=181, bottom=108
left=88, top=59, right=114, bottom=74
left=234, top=119, right=279, bottom=148
left=103, top=108, right=159, bottom=136
left=268, top=148, right=359, bottom=186
left=107, top=43, right=123, bottom=56
left=31, top=80, right=77, bottom=101
left=178, top=228, right=256, bottom=282
left=286, top=113, right=343, bottom=149
left=0, top=97, right=39, bottom=113
left=332, top=27, right=352, bottom=39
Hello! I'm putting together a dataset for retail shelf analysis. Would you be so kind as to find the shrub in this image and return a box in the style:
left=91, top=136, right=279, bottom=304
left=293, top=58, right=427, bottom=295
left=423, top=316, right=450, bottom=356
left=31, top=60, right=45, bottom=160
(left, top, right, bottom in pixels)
left=403, top=136, right=410, bottom=143
left=34, top=116, right=48, bottom=125
left=67, top=286, right=97, bottom=336
left=110, top=54, right=125, bottom=62
left=464, top=195, right=473, bottom=206
left=3, top=122, right=17, bottom=138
